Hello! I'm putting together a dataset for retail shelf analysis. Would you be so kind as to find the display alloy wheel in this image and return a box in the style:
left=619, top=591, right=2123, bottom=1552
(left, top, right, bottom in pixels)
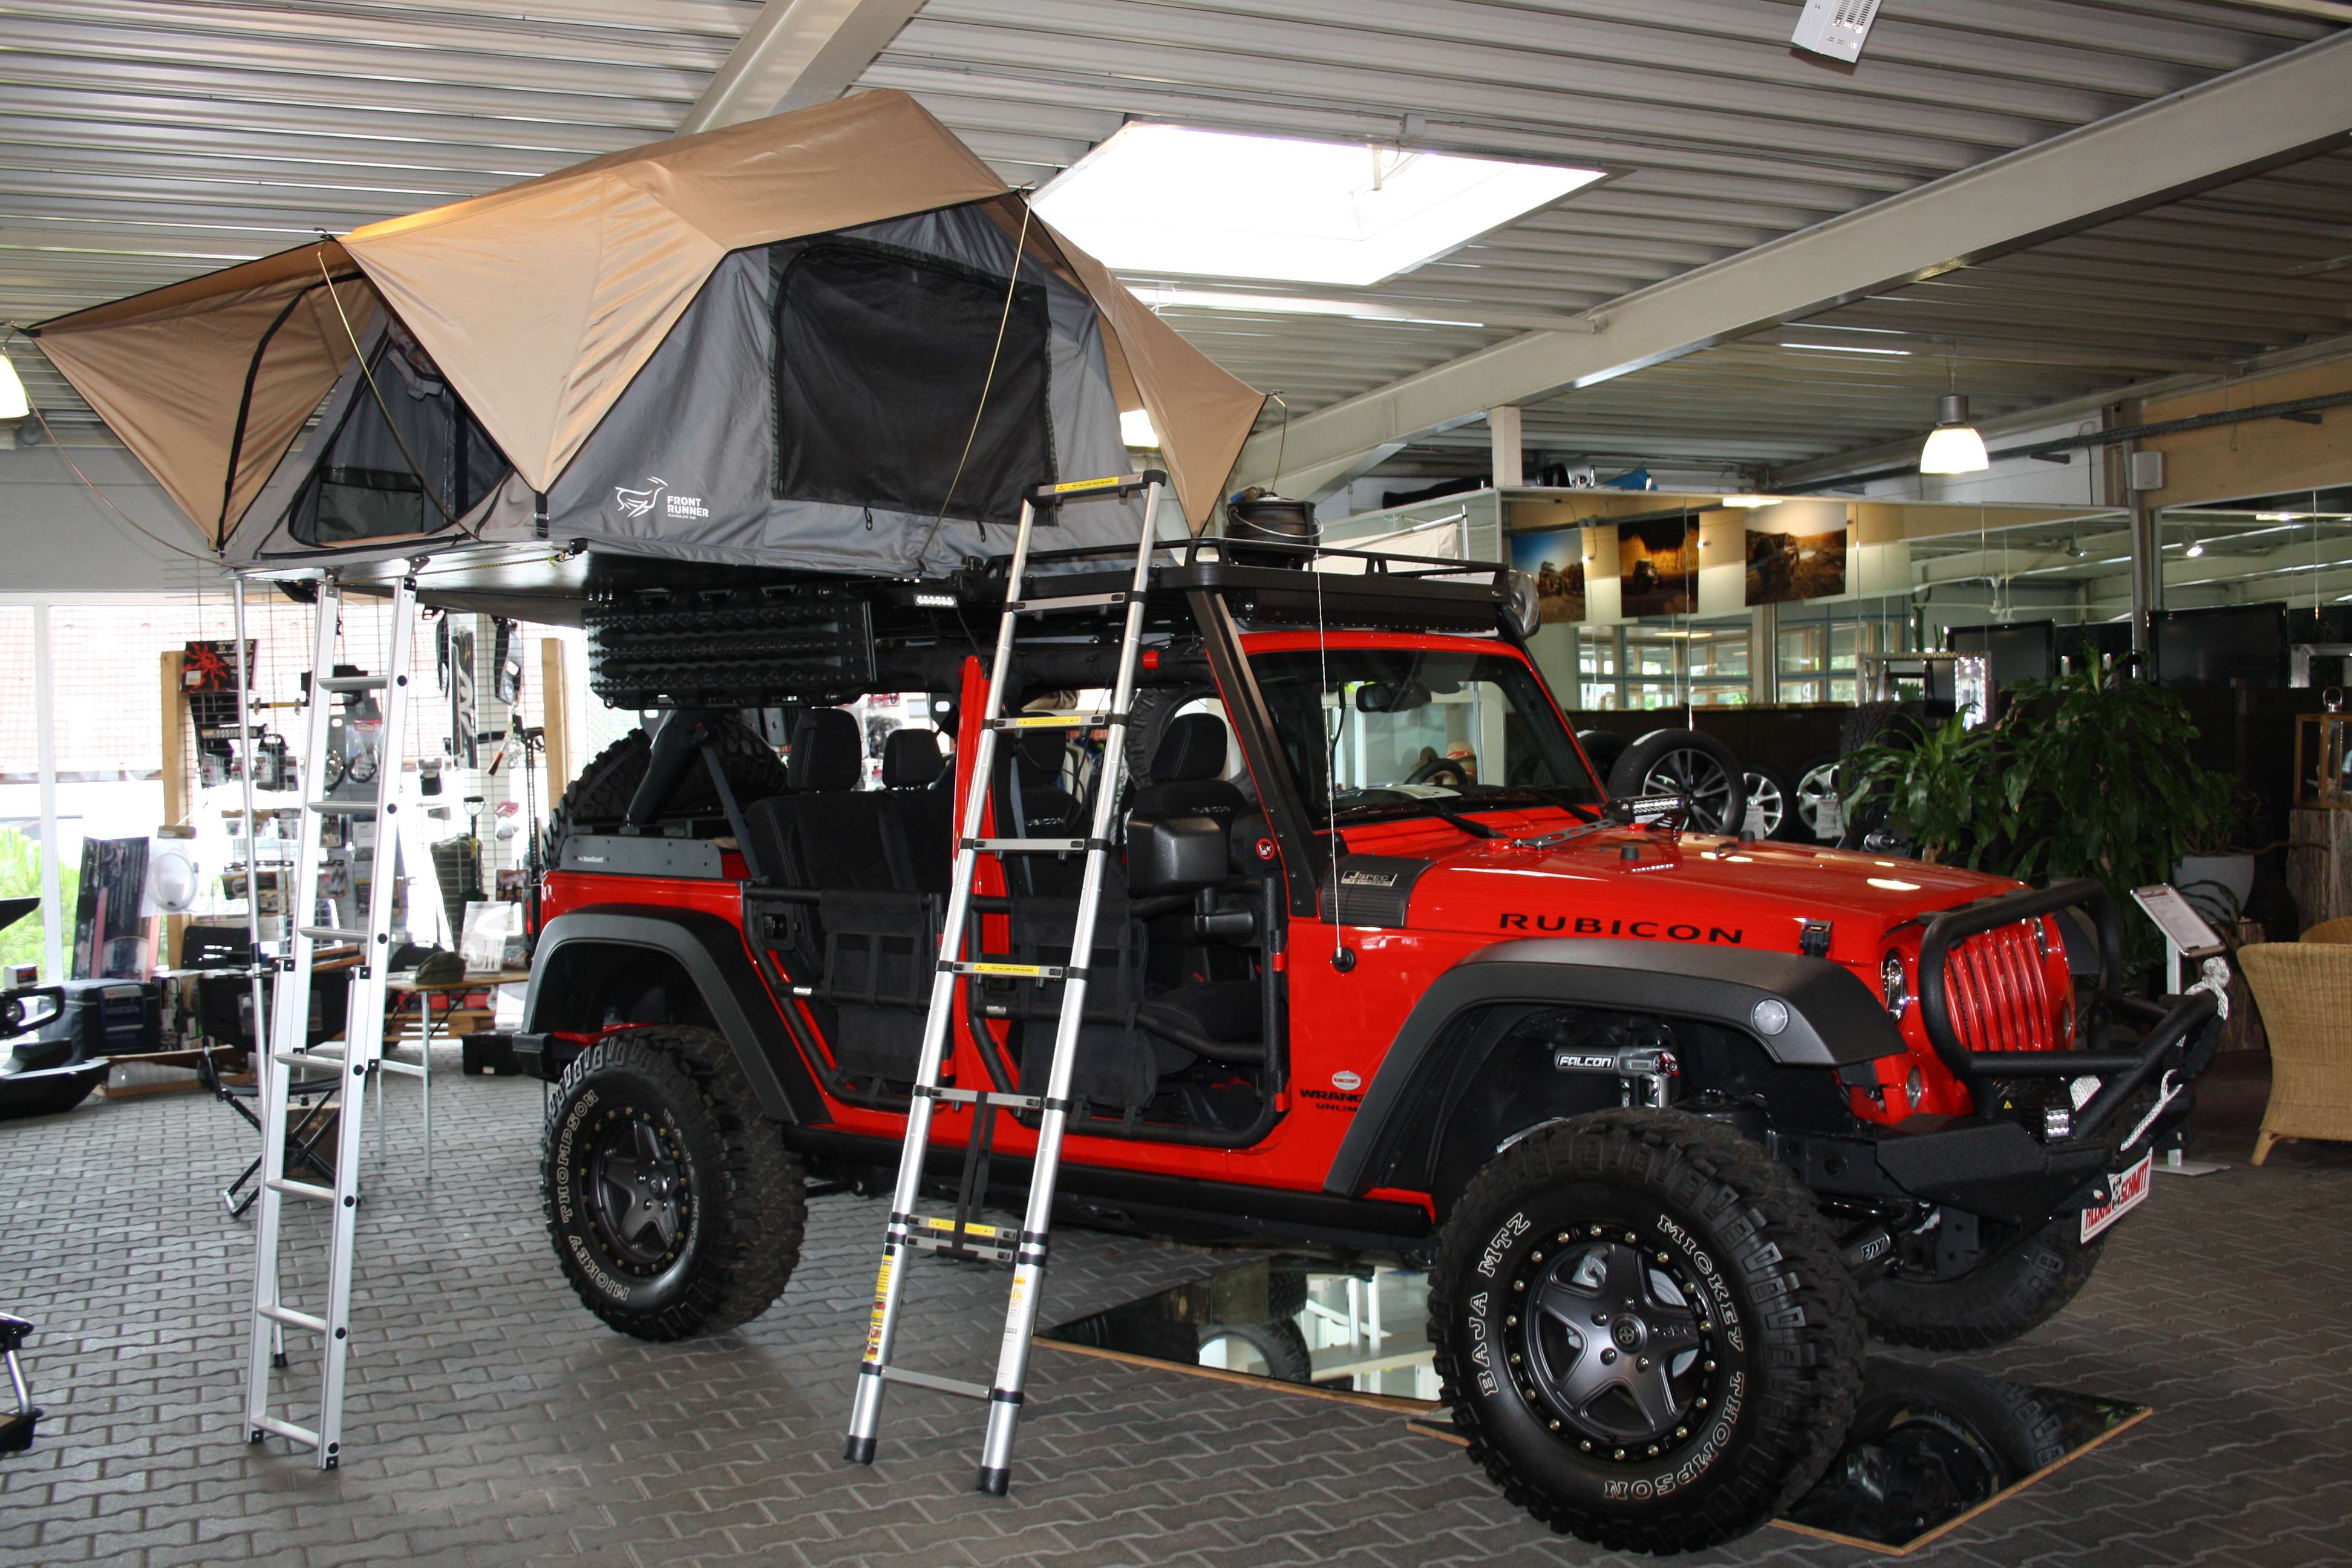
left=1792, top=757, right=1843, bottom=843
left=1607, top=730, right=1748, bottom=837
left=543, top=1025, right=806, bottom=1342
left=1740, top=763, right=1797, bottom=840
left=1431, top=1109, right=1863, bottom=1553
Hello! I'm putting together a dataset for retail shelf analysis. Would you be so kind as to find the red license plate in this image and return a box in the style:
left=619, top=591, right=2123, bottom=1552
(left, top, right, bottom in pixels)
left=2079, top=1149, right=2154, bottom=1243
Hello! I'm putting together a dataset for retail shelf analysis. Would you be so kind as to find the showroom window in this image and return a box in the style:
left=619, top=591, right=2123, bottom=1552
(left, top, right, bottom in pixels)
left=1578, top=623, right=1749, bottom=710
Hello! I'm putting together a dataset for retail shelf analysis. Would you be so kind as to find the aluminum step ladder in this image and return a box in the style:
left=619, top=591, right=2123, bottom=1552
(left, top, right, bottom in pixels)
left=243, top=567, right=420, bottom=1469
left=844, top=471, right=1167, bottom=1495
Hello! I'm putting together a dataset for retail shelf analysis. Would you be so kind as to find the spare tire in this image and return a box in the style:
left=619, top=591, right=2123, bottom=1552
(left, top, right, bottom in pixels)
left=1607, top=728, right=1747, bottom=835
left=545, top=715, right=788, bottom=870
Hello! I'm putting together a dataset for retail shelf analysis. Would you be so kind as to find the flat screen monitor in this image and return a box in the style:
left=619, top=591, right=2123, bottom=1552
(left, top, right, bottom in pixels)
left=2154, top=603, right=2287, bottom=689
left=1947, top=621, right=2057, bottom=688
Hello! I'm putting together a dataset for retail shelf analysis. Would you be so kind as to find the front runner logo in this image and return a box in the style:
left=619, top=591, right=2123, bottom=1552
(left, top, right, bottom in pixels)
left=613, top=477, right=710, bottom=520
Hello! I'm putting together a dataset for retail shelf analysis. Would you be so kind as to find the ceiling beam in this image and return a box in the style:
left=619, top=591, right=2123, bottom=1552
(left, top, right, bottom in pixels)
left=678, top=0, right=928, bottom=135
left=1233, top=30, right=2352, bottom=494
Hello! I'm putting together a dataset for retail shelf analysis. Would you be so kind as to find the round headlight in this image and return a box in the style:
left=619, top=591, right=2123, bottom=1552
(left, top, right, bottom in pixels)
left=1881, top=952, right=1909, bottom=1019
left=1501, top=568, right=1543, bottom=642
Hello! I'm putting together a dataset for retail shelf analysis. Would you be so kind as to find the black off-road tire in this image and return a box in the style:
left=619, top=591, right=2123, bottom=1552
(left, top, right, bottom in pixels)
left=544, top=717, right=788, bottom=870
left=1863, top=1217, right=2103, bottom=1352
left=1199, top=1317, right=1315, bottom=1384
left=542, top=1025, right=805, bottom=1341
left=1430, top=1109, right=1864, bottom=1554
left=1575, top=729, right=1629, bottom=782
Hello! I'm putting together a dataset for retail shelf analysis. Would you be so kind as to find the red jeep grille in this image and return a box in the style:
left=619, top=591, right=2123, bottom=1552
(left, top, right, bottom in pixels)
left=1942, top=921, right=2061, bottom=1052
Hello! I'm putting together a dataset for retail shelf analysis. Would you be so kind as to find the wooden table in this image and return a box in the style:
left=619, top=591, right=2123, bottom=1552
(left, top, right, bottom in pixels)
left=381, top=970, right=529, bottom=1180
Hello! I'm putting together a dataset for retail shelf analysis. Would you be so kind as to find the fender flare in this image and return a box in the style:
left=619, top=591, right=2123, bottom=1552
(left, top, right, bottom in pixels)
left=524, top=905, right=825, bottom=1125
left=1324, top=938, right=1905, bottom=1197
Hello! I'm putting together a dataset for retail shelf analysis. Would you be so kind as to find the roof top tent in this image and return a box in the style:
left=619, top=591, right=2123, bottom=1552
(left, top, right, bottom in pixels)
left=26, top=91, right=1264, bottom=618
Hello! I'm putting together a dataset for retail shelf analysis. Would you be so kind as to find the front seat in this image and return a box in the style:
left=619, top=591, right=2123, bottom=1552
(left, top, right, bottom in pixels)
left=1128, top=712, right=1244, bottom=828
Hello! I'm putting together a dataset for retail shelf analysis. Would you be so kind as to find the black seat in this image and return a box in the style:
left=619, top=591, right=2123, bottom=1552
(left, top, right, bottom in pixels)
left=879, top=727, right=952, bottom=894
left=994, top=730, right=1086, bottom=895
left=1129, top=713, right=1244, bottom=828
left=745, top=708, right=896, bottom=891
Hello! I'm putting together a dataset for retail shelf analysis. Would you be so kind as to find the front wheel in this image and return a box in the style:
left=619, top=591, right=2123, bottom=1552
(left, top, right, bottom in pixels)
left=1862, top=1214, right=2102, bottom=1351
left=1430, top=1109, right=1863, bottom=1553
left=543, top=1026, right=806, bottom=1341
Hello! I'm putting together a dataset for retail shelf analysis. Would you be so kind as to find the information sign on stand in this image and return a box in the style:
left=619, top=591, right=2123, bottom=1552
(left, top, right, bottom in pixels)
left=2130, top=884, right=2230, bottom=1178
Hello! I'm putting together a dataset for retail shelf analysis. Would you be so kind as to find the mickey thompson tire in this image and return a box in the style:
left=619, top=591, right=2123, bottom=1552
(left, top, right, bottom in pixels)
left=1861, top=1216, right=2104, bottom=1353
left=1430, top=1110, right=1863, bottom=1553
left=543, top=1026, right=806, bottom=1342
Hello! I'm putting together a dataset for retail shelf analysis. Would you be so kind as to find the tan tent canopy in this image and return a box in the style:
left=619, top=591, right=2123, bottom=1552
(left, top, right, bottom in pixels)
left=30, top=90, right=1261, bottom=551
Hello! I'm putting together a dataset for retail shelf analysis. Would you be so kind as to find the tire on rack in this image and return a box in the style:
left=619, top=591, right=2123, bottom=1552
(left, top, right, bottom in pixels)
left=1791, top=755, right=1844, bottom=843
left=543, top=716, right=788, bottom=871
left=1861, top=1215, right=2103, bottom=1353
left=1606, top=729, right=1747, bottom=836
left=1430, top=1109, right=1864, bottom=1554
left=1740, top=762, right=1797, bottom=841
left=542, top=1024, right=806, bottom=1342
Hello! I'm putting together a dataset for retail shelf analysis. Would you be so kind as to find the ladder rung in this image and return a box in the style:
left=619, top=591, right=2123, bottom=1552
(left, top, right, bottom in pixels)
left=270, top=1048, right=348, bottom=1070
left=987, top=711, right=1116, bottom=732
left=298, top=926, right=367, bottom=943
left=923, top=1086, right=1044, bottom=1112
left=946, top=960, right=1068, bottom=982
left=901, top=1231, right=1015, bottom=1265
left=965, top=837, right=1092, bottom=854
left=1006, top=591, right=1130, bottom=613
left=879, top=1367, right=992, bottom=1401
left=316, top=675, right=385, bottom=692
left=306, top=799, right=378, bottom=816
left=249, top=1413, right=321, bottom=1449
left=266, top=1176, right=338, bottom=1204
left=258, top=1303, right=327, bottom=1334
left=1033, top=469, right=1164, bottom=502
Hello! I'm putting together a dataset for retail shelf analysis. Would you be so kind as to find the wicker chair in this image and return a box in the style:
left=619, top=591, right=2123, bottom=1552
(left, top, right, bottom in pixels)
left=2236, top=942, right=2352, bottom=1165
left=2300, top=916, right=2352, bottom=944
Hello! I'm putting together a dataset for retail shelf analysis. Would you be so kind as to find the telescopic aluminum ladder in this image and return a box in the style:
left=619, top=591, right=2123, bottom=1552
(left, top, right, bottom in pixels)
left=243, top=567, right=419, bottom=1468
left=844, top=471, right=1166, bottom=1495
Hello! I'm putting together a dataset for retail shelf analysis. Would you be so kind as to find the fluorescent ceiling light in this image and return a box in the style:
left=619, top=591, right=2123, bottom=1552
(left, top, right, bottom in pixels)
left=1120, top=408, right=1160, bottom=449
left=1780, top=342, right=1912, bottom=356
left=1919, top=393, right=1988, bottom=475
left=0, top=353, right=27, bottom=421
left=1035, top=123, right=1604, bottom=287
left=1132, top=286, right=1481, bottom=327
left=1720, top=495, right=1782, bottom=508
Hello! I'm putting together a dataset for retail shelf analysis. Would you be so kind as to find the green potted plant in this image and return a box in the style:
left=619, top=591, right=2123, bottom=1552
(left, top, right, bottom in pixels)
left=1843, top=651, right=2235, bottom=976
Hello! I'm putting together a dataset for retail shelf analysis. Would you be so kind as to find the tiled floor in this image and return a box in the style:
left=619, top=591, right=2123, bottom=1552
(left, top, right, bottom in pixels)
left=1, top=1053, right=2347, bottom=1568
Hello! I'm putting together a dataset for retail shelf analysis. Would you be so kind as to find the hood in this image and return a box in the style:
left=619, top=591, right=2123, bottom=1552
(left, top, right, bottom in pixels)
left=1335, top=817, right=2020, bottom=962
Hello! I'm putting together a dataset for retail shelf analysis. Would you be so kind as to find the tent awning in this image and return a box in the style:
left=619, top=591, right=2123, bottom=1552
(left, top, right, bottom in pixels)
left=29, top=90, right=1261, bottom=554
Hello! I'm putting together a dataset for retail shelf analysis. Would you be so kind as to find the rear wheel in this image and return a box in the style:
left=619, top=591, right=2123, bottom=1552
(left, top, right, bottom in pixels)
left=542, top=1026, right=805, bottom=1341
left=1430, top=1109, right=1863, bottom=1553
left=1863, top=1215, right=2102, bottom=1351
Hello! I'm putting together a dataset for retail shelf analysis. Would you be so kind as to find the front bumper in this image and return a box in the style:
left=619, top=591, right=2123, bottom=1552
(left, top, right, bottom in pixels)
left=1787, top=880, right=2226, bottom=1224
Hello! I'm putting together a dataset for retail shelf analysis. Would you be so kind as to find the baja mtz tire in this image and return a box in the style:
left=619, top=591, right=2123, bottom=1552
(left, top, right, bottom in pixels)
left=543, top=1025, right=805, bottom=1341
left=1431, top=1109, right=1863, bottom=1554
left=1862, top=1214, right=2102, bottom=1353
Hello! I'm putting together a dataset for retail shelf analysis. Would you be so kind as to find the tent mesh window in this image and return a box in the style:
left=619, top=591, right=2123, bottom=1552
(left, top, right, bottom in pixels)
left=769, top=237, right=1055, bottom=527
left=286, top=339, right=508, bottom=547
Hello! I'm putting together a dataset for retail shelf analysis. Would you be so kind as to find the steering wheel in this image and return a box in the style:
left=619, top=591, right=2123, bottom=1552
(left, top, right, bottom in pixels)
left=1406, top=757, right=1471, bottom=789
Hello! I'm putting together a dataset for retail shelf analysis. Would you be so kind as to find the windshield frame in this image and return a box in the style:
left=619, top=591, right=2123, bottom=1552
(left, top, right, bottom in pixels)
left=1236, top=630, right=1604, bottom=832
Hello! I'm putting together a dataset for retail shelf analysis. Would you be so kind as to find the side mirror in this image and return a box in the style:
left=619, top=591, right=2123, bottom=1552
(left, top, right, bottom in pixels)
left=1127, top=813, right=1229, bottom=895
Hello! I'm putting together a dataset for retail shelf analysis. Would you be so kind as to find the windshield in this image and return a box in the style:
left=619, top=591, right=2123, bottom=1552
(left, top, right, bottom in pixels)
left=1249, top=645, right=1602, bottom=824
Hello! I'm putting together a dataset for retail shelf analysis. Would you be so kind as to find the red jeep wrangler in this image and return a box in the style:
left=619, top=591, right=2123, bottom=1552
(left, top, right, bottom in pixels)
left=520, top=540, right=2221, bottom=1553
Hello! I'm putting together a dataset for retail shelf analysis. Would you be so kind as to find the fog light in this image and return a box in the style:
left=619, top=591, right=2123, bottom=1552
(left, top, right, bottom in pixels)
left=1751, top=998, right=1789, bottom=1036
left=2043, top=1106, right=2074, bottom=1141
